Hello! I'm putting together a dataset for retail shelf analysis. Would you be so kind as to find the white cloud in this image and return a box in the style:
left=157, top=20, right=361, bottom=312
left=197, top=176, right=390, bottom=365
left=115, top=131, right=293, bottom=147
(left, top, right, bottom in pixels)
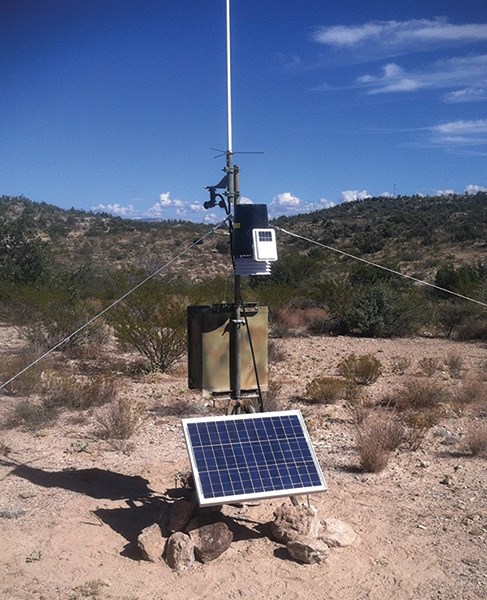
left=91, top=203, right=136, bottom=217
left=465, top=184, right=487, bottom=194
left=355, top=54, right=487, bottom=96
left=313, top=18, right=487, bottom=52
left=443, top=87, right=487, bottom=103
left=158, top=192, right=184, bottom=208
left=436, top=189, right=455, bottom=196
left=319, top=198, right=335, bottom=208
left=430, top=119, right=487, bottom=145
left=272, top=192, right=302, bottom=207
left=203, top=213, right=219, bottom=224
left=239, top=196, right=254, bottom=204
left=341, top=190, right=371, bottom=203
left=190, top=202, right=205, bottom=212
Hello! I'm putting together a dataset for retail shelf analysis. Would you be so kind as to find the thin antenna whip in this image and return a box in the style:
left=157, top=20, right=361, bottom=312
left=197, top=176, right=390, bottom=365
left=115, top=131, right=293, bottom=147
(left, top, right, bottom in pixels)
left=226, top=0, right=233, bottom=153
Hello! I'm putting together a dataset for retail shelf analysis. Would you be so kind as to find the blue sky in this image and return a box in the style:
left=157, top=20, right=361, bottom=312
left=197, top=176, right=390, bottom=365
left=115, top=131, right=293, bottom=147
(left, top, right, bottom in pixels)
left=1, top=0, right=487, bottom=222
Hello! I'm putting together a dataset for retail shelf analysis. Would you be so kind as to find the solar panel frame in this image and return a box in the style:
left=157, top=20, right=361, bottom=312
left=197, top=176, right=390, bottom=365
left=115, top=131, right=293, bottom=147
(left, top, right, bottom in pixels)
left=182, top=410, right=327, bottom=507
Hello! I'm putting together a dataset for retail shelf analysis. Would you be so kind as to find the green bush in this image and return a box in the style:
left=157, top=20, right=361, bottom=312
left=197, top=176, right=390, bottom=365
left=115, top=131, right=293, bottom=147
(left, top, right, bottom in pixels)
left=108, top=279, right=186, bottom=373
left=337, top=353, right=383, bottom=385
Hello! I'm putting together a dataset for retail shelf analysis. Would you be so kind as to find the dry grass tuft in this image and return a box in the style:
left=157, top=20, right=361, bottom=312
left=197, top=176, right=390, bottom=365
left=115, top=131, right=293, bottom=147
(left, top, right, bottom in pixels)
left=355, top=412, right=404, bottom=473
left=417, top=356, right=441, bottom=377
left=445, top=350, right=464, bottom=379
left=452, top=375, right=486, bottom=415
left=464, top=422, right=487, bottom=456
left=3, top=398, right=59, bottom=430
left=96, top=398, right=147, bottom=440
left=45, top=373, right=118, bottom=410
left=391, top=355, right=411, bottom=375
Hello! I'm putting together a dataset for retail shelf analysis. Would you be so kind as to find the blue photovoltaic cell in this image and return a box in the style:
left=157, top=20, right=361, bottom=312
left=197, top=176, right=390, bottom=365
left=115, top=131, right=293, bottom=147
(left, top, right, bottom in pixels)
left=182, top=410, right=327, bottom=506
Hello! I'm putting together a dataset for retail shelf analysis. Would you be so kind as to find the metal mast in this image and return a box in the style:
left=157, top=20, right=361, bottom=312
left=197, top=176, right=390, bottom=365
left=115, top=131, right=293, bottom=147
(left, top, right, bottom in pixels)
left=226, top=0, right=242, bottom=406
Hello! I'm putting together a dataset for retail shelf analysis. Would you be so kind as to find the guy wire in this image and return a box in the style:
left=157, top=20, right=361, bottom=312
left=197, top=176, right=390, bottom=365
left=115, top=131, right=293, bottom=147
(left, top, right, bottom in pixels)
left=274, top=225, right=487, bottom=310
left=0, top=220, right=228, bottom=391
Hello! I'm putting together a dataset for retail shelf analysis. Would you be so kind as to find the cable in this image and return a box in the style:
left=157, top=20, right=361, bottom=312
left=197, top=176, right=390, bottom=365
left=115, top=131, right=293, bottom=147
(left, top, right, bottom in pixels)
left=274, top=226, right=487, bottom=310
left=238, top=290, right=264, bottom=413
left=0, top=220, right=228, bottom=392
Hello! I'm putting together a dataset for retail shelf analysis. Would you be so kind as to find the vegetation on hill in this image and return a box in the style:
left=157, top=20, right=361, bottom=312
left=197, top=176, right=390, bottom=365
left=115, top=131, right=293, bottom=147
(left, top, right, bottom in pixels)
left=1, top=192, right=487, bottom=373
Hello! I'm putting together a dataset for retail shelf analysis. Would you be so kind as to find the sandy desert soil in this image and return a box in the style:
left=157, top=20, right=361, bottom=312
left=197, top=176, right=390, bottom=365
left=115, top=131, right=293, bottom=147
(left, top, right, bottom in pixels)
left=0, top=327, right=486, bottom=600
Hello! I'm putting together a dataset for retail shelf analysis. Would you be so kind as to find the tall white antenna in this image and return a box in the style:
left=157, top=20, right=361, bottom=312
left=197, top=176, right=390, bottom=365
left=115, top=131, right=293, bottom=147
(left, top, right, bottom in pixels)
left=226, top=0, right=233, bottom=154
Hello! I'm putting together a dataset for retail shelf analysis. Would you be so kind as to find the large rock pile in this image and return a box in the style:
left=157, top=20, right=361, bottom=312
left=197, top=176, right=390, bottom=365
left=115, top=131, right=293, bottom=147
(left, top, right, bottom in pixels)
left=137, top=498, right=357, bottom=570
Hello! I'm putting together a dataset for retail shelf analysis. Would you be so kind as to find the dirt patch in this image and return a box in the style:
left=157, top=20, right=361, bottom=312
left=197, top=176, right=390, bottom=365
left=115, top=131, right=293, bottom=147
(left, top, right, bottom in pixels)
left=1, top=332, right=486, bottom=599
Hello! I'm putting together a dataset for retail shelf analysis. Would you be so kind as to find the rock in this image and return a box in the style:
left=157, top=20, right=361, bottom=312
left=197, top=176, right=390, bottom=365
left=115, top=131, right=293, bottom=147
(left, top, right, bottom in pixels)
left=164, top=532, right=195, bottom=570
left=270, top=503, right=322, bottom=544
left=287, top=535, right=328, bottom=564
left=321, top=518, right=357, bottom=548
left=168, top=499, right=197, bottom=533
left=189, top=521, right=233, bottom=563
left=138, top=523, right=165, bottom=562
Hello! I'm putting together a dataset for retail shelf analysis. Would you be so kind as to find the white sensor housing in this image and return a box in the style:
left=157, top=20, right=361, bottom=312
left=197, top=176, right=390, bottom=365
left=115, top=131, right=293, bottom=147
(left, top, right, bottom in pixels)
left=252, top=228, right=278, bottom=262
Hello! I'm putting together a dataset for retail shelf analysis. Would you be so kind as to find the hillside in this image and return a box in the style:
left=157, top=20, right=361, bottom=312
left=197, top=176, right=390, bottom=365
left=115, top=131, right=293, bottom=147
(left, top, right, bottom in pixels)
left=275, top=192, right=487, bottom=279
left=0, top=195, right=231, bottom=281
left=2, top=193, right=487, bottom=282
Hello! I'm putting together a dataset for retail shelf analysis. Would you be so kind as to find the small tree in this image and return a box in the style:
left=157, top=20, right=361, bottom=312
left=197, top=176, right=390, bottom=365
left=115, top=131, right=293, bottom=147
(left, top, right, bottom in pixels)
left=108, top=280, right=187, bottom=372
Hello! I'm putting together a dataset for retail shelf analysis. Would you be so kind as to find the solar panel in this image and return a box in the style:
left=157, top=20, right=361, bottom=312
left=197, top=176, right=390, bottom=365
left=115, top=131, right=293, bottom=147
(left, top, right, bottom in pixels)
left=182, top=410, right=327, bottom=507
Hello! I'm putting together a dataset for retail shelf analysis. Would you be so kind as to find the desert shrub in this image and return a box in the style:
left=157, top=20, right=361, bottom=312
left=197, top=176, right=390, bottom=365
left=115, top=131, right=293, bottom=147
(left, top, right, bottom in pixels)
left=347, top=395, right=374, bottom=425
left=356, top=413, right=404, bottom=472
left=337, top=353, right=383, bottom=385
left=391, top=355, right=411, bottom=375
left=417, top=356, right=441, bottom=377
left=96, top=398, right=146, bottom=440
left=13, top=267, right=109, bottom=357
left=457, top=316, right=487, bottom=341
left=434, top=300, right=474, bottom=338
left=445, top=350, right=464, bottom=378
left=395, top=378, right=449, bottom=412
left=452, top=376, right=486, bottom=414
left=403, top=417, right=429, bottom=451
left=0, top=351, right=45, bottom=396
left=44, top=373, right=118, bottom=410
left=3, top=398, right=59, bottom=430
left=464, top=423, right=487, bottom=456
left=108, top=279, right=186, bottom=373
left=341, top=282, right=420, bottom=338
left=304, top=376, right=347, bottom=404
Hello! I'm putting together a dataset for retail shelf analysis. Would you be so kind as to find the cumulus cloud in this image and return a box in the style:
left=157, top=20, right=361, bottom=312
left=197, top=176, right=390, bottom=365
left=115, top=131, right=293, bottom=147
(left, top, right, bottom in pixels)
left=436, top=189, right=455, bottom=196
left=272, top=192, right=302, bottom=208
left=239, top=196, right=254, bottom=204
left=341, top=190, right=371, bottom=203
left=465, top=184, right=487, bottom=194
left=147, top=192, right=185, bottom=217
